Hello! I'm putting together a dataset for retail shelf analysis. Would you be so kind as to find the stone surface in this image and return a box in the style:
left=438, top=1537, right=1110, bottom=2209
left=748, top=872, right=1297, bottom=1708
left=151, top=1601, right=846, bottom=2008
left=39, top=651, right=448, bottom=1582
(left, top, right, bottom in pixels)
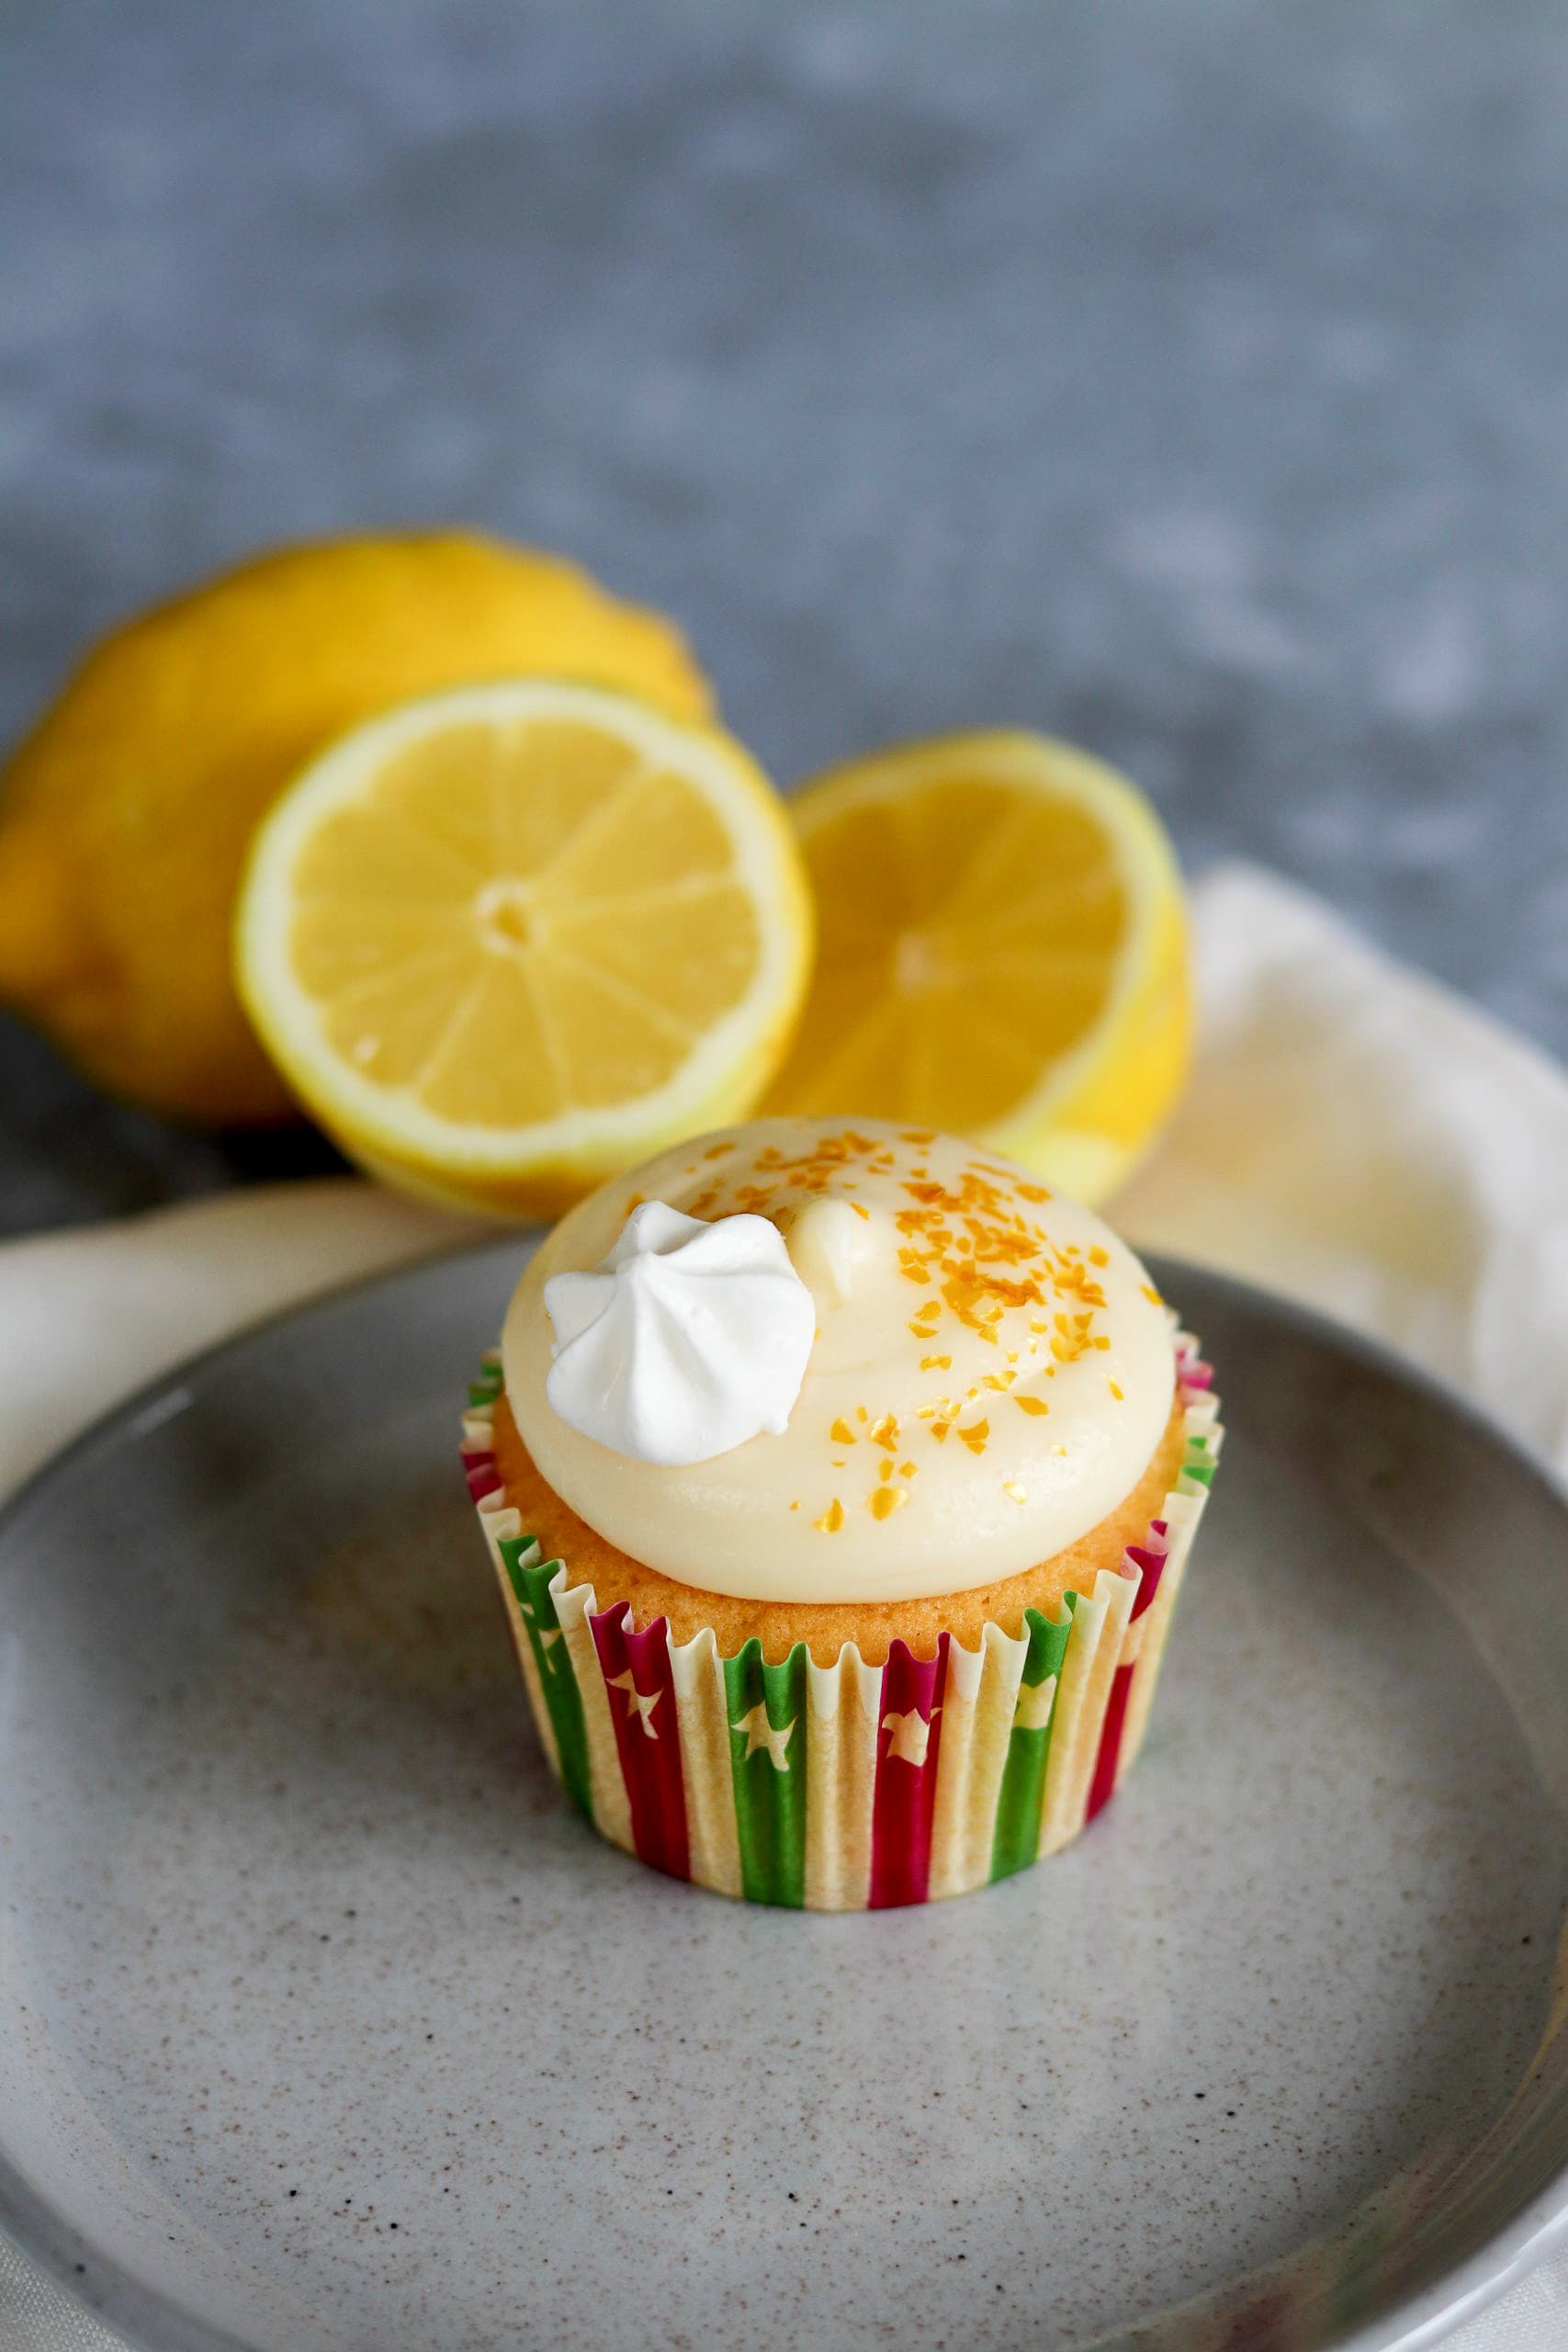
left=3, top=0, right=1568, bottom=1236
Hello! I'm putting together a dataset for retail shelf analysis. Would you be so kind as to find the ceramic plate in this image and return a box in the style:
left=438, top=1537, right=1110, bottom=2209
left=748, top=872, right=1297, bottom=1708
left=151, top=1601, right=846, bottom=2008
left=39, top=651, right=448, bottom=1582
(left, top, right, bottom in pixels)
left=2, top=1243, right=1567, bottom=2352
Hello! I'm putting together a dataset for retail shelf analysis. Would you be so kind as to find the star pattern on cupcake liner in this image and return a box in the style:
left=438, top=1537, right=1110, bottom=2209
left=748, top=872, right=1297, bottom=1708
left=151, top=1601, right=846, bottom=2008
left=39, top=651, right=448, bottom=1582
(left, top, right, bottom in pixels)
left=730, top=1703, right=795, bottom=1770
left=609, top=1668, right=663, bottom=1738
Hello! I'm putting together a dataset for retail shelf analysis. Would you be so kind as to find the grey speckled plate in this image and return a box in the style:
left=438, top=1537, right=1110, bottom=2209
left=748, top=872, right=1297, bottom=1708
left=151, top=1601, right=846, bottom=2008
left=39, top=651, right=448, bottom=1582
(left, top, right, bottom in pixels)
left=3, top=1243, right=1568, bottom=2352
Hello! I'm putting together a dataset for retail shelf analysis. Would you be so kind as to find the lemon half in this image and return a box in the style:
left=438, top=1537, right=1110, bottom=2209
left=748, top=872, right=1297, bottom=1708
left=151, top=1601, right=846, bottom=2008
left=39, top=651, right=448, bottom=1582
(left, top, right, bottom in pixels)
left=235, top=680, right=814, bottom=1215
left=762, top=730, right=1190, bottom=1204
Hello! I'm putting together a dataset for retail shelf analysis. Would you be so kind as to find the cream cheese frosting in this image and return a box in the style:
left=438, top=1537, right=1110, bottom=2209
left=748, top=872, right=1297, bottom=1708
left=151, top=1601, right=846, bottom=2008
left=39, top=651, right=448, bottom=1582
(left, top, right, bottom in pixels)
left=503, top=1118, right=1176, bottom=1606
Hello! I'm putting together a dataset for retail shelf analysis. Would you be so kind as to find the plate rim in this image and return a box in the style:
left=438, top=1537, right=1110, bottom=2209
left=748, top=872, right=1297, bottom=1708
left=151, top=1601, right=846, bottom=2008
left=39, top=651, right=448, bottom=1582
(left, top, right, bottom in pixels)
left=3, top=1238, right=1568, bottom=2352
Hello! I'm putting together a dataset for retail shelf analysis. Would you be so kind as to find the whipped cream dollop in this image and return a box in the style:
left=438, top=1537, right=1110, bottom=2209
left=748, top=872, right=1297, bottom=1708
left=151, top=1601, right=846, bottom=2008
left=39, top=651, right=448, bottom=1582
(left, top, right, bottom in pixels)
left=505, top=1118, right=1176, bottom=1606
left=543, top=1199, right=816, bottom=1466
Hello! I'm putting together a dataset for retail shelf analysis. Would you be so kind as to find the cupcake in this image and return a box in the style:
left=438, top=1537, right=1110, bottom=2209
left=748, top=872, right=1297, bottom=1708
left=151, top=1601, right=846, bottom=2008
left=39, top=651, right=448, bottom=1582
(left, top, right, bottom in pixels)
left=463, top=1118, right=1220, bottom=1908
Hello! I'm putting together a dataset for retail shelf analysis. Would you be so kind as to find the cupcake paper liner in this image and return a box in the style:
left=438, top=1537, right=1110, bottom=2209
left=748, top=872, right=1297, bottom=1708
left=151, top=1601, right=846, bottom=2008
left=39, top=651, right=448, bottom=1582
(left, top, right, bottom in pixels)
left=462, top=1337, right=1221, bottom=1909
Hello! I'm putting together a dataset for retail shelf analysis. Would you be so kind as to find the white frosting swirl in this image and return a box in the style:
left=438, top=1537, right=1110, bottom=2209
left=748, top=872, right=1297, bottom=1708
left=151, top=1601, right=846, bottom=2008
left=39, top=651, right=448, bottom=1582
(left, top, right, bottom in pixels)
left=543, top=1199, right=815, bottom=1466
left=504, top=1118, right=1176, bottom=1606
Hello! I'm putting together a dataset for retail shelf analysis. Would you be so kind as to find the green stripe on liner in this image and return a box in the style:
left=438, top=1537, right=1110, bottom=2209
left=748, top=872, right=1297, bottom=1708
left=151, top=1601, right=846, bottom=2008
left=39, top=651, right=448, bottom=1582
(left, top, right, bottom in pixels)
left=469, top=1368, right=504, bottom=1408
left=988, top=1600, right=1075, bottom=1883
left=498, top=1534, right=592, bottom=1821
left=722, top=1637, right=809, bottom=1907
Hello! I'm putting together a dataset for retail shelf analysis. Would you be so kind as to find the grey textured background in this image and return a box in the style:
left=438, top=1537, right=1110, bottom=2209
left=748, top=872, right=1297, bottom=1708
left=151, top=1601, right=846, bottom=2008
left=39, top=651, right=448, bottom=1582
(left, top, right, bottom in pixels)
left=5, top=0, right=1568, bottom=1237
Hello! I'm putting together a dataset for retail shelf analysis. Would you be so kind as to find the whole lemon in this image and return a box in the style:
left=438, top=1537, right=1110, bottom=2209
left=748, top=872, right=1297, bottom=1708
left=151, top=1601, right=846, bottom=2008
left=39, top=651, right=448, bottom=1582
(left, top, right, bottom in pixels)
left=0, top=533, right=713, bottom=1124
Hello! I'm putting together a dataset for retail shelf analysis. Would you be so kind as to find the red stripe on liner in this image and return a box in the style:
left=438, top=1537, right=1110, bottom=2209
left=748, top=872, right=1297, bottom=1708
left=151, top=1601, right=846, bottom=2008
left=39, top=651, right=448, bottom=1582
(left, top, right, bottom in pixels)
left=1125, top=1522, right=1169, bottom=1622
left=1087, top=1532, right=1171, bottom=1820
left=1086, top=1663, right=1135, bottom=1823
left=869, top=1636, right=948, bottom=1908
left=590, top=1603, right=690, bottom=1883
left=465, top=1461, right=504, bottom=1501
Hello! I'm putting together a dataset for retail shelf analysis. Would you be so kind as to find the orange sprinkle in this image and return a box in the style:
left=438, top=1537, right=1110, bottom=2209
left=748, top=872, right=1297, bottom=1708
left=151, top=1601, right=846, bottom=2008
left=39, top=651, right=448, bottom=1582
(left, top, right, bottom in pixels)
left=1109, top=1380, right=1125, bottom=1400
left=1004, top=1480, right=1029, bottom=1503
left=704, top=1142, right=732, bottom=1160
left=1016, top=1182, right=1051, bottom=1203
left=1015, top=1395, right=1051, bottom=1417
left=898, top=1460, right=918, bottom=1479
left=870, top=1413, right=899, bottom=1451
left=1089, top=1244, right=1110, bottom=1267
left=919, top=1353, right=952, bottom=1371
left=931, top=1420, right=951, bottom=1443
left=1141, top=1283, right=1164, bottom=1306
left=956, top=1418, right=990, bottom=1456
left=829, top=1418, right=857, bottom=1446
left=879, top=1457, right=895, bottom=1480
left=856, top=1407, right=868, bottom=1424
left=870, top=1484, right=908, bottom=1520
left=814, top=1498, right=845, bottom=1534
left=789, top=1499, right=800, bottom=1510
left=850, top=1200, right=871, bottom=1220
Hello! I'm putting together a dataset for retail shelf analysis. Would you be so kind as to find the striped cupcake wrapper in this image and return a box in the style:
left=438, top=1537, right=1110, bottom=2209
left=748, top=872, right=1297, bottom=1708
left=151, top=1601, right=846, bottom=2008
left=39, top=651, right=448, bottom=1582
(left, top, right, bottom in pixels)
left=462, top=1337, right=1221, bottom=1909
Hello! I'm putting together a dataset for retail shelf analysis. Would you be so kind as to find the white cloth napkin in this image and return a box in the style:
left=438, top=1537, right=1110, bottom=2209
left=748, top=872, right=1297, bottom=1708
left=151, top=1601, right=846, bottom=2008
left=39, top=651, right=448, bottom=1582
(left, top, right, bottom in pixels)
left=3, top=860, right=1567, bottom=2349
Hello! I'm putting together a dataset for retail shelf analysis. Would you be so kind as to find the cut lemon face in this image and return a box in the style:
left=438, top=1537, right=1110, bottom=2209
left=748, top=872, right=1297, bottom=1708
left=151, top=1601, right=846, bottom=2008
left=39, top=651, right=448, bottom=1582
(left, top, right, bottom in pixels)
left=762, top=731, right=1190, bottom=1204
left=235, top=681, right=814, bottom=1215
